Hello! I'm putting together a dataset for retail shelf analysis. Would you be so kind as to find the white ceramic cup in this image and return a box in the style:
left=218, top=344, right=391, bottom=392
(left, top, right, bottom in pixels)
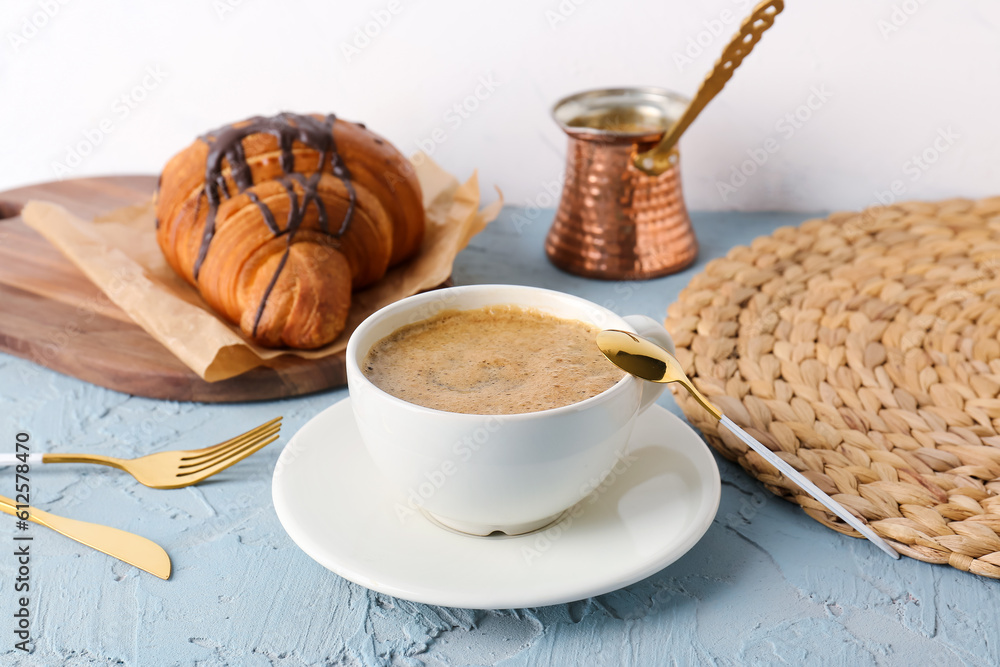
left=345, top=285, right=675, bottom=536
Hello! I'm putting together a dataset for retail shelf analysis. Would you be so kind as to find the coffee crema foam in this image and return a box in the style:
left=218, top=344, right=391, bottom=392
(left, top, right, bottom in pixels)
left=362, top=305, right=625, bottom=414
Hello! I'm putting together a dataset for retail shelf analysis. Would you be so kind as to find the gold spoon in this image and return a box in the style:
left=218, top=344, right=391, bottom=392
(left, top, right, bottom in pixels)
left=597, top=329, right=900, bottom=560
left=634, top=0, right=785, bottom=176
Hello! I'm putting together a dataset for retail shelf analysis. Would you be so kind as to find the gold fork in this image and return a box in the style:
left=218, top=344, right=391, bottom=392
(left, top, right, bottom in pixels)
left=4, top=417, right=281, bottom=489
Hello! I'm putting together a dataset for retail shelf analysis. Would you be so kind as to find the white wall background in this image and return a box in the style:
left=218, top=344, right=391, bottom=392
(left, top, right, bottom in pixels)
left=2, top=0, right=997, bottom=211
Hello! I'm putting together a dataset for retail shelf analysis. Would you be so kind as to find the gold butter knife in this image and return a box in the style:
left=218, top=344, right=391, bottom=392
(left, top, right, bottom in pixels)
left=0, top=494, right=171, bottom=579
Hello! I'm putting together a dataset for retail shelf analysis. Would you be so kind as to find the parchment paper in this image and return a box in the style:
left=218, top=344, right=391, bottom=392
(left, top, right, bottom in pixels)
left=21, top=153, right=502, bottom=381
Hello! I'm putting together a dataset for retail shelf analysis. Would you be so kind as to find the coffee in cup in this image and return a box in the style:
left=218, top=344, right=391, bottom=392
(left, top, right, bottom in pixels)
left=346, top=285, right=675, bottom=536
left=361, top=305, right=625, bottom=415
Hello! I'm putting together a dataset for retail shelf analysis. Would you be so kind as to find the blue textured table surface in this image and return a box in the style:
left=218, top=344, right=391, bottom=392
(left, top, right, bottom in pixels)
left=2, top=208, right=998, bottom=666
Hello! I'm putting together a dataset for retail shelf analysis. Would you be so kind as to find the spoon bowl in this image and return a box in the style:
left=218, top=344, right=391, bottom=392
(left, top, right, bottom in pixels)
left=596, top=329, right=720, bottom=419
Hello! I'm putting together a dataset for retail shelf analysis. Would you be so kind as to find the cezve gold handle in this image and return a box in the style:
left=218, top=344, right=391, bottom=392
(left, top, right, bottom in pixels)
left=0, top=494, right=171, bottom=579
left=634, top=0, right=785, bottom=175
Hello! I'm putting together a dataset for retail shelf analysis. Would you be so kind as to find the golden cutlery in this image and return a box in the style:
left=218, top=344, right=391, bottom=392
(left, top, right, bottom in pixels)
left=634, top=0, right=785, bottom=175
left=0, top=494, right=171, bottom=579
left=0, top=417, right=281, bottom=489
left=597, top=330, right=900, bottom=559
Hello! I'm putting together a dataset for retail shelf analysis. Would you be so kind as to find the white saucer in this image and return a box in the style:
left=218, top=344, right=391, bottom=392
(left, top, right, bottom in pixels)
left=272, top=398, right=721, bottom=609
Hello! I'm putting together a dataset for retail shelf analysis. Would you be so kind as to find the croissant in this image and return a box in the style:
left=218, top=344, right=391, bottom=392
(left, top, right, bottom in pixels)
left=155, top=112, right=425, bottom=349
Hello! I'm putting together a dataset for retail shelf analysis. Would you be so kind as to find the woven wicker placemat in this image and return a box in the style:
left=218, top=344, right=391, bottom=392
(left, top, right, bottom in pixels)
left=666, top=197, right=1000, bottom=578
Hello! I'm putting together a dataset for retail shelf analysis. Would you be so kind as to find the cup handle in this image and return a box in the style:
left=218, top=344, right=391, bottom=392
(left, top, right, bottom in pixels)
left=622, top=315, right=675, bottom=415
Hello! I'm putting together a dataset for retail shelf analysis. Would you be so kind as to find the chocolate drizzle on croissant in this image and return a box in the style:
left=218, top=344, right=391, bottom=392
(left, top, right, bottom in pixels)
left=194, top=113, right=359, bottom=336
left=155, top=112, right=425, bottom=349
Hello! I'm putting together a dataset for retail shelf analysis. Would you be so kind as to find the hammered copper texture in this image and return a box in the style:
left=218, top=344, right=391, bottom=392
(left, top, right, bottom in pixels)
left=546, top=136, right=698, bottom=280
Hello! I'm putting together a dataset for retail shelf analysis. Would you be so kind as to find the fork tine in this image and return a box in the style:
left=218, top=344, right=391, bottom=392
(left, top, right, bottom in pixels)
left=178, top=425, right=280, bottom=467
left=180, top=417, right=282, bottom=461
left=179, top=421, right=282, bottom=468
left=177, top=425, right=281, bottom=470
left=175, top=434, right=281, bottom=481
left=179, top=417, right=282, bottom=460
left=179, top=417, right=282, bottom=458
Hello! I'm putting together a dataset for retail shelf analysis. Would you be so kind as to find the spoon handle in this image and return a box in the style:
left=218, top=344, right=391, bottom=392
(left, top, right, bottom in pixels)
left=634, top=0, right=785, bottom=175
left=719, top=415, right=900, bottom=560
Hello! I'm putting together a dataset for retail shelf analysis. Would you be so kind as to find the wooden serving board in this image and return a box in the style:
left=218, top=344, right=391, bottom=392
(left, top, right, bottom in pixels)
left=0, top=175, right=426, bottom=403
